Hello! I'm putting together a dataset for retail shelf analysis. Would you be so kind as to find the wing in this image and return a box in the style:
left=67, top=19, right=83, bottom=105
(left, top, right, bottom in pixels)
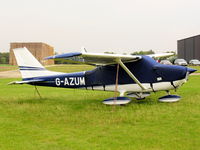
left=45, top=51, right=147, bottom=90
left=45, top=52, right=142, bottom=66
left=45, top=50, right=172, bottom=91
left=148, top=53, right=174, bottom=58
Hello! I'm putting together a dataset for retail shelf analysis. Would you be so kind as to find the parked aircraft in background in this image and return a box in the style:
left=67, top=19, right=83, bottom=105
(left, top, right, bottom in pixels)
left=9, top=47, right=196, bottom=105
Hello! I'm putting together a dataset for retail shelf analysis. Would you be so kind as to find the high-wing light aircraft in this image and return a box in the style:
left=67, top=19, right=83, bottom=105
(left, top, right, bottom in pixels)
left=10, top=47, right=196, bottom=105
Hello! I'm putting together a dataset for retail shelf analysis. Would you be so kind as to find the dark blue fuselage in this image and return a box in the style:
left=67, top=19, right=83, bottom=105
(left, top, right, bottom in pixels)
left=25, top=56, right=192, bottom=89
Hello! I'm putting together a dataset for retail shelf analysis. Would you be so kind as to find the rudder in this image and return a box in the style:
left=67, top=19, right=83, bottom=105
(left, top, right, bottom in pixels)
left=13, top=47, right=63, bottom=79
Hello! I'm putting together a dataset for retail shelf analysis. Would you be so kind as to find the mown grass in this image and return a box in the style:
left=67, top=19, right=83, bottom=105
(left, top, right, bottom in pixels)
left=0, top=65, right=17, bottom=72
left=46, top=64, right=95, bottom=73
left=0, top=75, right=200, bottom=150
left=0, top=64, right=94, bottom=73
left=188, top=65, right=200, bottom=73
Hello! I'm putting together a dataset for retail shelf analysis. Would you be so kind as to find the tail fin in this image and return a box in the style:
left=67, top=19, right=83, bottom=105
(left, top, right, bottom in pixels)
left=13, top=47, right=63, bottom=79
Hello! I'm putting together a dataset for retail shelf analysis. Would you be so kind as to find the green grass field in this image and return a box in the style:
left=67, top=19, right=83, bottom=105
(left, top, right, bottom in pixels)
left=0, top=64, right=17, bottom=72
left=46, top=64, right=95, bottom=73
left=0, top=74, right=200, bottom=149
left=0, top=64, right=94, bottom=73
left=188, top=65, right=200, bottom=73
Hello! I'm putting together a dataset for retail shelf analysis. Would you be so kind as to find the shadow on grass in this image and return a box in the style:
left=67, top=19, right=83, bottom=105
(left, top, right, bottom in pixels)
left=10, top=94, right=160, bottom=109
left=14, top=96, right=97, bottom=105
left=15, top=98, right=47, bottom=103
left=131, top=98, right=158, bottom=105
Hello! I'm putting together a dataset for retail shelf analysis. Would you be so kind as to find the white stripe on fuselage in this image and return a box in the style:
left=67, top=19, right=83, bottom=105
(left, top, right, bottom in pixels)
left=85, top=79, right=187, bottom=92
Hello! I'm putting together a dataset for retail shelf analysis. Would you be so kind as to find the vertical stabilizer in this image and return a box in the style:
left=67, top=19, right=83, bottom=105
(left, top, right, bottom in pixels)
left=13, top=47, right=44, bottom=69
left=13, top=47, right=63, bottom=79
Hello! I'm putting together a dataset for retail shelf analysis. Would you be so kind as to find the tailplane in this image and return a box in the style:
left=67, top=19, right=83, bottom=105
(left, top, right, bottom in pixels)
left=13, top=47, right=64, bottom=79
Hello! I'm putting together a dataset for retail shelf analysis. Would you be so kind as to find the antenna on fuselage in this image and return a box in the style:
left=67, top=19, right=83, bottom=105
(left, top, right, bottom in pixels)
left=81, top=47, right=87, bottom=53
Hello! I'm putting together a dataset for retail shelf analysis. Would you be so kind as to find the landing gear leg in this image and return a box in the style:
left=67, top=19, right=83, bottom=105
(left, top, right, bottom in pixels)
left=166, top=90, right=170, bottom=95
left=127, top=92, right=150, bottom=100
left=136, top=93, right=146, bottom=100
left=102, top=64, right=131, bottom=105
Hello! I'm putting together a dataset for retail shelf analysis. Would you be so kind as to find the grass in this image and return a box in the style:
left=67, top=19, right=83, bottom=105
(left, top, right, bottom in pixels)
left=46, top=64, right=95, bottom=73
left=0, top=75, right=200, bottom=150
left=188, top=65, right=200, bottom=73
left=0, top=65, right=17, bottom=72
left=0, top=64, right=94, bottom=73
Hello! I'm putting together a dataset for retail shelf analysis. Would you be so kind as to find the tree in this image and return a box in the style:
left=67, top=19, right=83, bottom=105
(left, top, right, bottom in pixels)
left=131, top=50, right=155, bottom=55
left=0, top=52, right=9, bottom=64
left=104, top=52, right=115, bottom=54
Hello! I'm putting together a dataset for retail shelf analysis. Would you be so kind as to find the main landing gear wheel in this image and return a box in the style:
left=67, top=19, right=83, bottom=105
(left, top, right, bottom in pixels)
left=102, top=64, right=132, bottom=105
left=102, top=97, right=132, bottom=105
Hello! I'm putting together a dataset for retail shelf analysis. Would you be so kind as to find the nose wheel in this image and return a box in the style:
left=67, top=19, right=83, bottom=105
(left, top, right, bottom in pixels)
left=158, top=90, right=181, bottom=103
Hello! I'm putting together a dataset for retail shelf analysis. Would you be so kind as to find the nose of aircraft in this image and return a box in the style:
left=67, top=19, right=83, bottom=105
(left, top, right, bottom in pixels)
left=187, top=67, right=197, bottom=74
left=154, top=65, right=196, bottom=82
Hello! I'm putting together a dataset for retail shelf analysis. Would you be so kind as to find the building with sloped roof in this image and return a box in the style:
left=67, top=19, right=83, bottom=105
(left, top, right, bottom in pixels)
left=177, top=35, right=200, bottom=62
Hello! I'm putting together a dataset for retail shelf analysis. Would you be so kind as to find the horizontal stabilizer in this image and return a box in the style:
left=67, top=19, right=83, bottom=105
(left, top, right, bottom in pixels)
left=8, top=79, right=45, bottom=85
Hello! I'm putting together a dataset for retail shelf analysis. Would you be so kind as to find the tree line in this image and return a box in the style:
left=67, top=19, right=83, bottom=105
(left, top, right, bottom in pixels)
left=0, top=52, right=9, bottom=64
left=0, top=50, right=176, bottom=65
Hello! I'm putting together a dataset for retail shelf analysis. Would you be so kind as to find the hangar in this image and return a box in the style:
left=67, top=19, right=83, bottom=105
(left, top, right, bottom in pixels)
left=9, top=42, right=54, bottom=65
left=177, top=35, right=200, bottom=62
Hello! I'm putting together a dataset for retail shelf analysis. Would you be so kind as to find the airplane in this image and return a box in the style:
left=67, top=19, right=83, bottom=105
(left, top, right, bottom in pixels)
left=9, top=47, right=196, bottom=105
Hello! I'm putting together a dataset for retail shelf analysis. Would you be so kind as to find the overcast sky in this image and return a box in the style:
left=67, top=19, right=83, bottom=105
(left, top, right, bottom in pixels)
left=0, top=0, right=200, bottom=54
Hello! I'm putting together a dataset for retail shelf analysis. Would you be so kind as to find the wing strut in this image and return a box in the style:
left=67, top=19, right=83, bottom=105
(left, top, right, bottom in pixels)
left=116, top=59, right=147, bottom=90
